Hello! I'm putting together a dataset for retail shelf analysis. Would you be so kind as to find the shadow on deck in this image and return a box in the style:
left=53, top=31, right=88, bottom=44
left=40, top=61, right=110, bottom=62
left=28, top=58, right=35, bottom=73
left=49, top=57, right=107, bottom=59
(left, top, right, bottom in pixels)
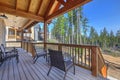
left=0, top=48, right=113, bottom=80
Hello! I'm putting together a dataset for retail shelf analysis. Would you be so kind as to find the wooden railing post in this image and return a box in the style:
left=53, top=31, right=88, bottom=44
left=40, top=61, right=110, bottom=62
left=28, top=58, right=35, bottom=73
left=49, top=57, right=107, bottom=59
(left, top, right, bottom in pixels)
left=21, top=30, right=23, bottom=48
left=58, top=44, right=62, bottom=51
left=91, top=47, right=98, bottom=77
left=44, top=21, right=47, bottom=50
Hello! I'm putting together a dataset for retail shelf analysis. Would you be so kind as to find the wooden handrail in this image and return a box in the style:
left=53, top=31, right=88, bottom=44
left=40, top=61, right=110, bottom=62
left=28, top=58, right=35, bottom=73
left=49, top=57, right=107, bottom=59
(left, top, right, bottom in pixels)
left=46, top=43, right=95, bottom=70
left=5, top=41, right=22, bottom=48
left=45, top=42, right=97, bottom=48
left=97, top=47, right=108, bottom=78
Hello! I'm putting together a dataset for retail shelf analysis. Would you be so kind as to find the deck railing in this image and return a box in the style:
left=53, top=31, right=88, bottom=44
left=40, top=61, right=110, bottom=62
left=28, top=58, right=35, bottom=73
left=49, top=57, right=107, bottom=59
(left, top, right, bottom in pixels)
left=6, top=41, right=107, bottom=78
left=46, top=43, right=107, bottom=78
left=5, top=41, right=21, bottom=48
left=8, top=35, right=15, bottom=39
left=45, top=43, right=93, bottom=70
left=97, top=47, right=107, bottom=78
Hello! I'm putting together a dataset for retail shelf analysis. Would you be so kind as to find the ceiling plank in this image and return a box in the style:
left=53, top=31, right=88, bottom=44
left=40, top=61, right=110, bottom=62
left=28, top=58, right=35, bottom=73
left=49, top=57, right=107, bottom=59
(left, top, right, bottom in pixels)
left=37, top=0, right=43, bottom=15
left=15, top=0, right=18, bottom=9
left=0, top=5, right=44, bottom=21
left=52, top=2, right=61, bottom=13
left=27, top=0, right=32, bottom=12
left=46, top=0, right=91, bottom=21
left=44, top=0, right=55, bottom=18
left=20, top=20, right=34, bottom=30
left=57, top=0, right=66, bottom=6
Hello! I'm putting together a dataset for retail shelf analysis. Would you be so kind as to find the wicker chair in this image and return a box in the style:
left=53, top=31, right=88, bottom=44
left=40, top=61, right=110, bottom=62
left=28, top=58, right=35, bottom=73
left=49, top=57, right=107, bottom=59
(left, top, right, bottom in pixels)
left=0, top=44, right=19, bottom=64
left=47, top=49, right=75, bottom=80
left=33, top=46, right=47, bottom=63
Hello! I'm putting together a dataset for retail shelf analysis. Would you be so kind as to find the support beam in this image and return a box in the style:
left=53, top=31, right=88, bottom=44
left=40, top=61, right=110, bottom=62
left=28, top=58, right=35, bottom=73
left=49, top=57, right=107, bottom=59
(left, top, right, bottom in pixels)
left=52, top=3, right=61, bottom=14
left=15, top=29, right=17, bottom=39
left=46, top=0, right=91, bottom=21
left=57, top=0, right=66, bottom=6
left=26, top=21, right=38, bottom=30
left=37, top=0, right=43, bottom=15
left=20, top=20, right=34, bottom=31
left=44, top=21, right=47, bottom=50
left=0, top=5, right=44, bottom=21
left=21, top=30, right=24, bottom=48
left=27, top=0, right=32, bottom=12
left=44, top=0, right=55, bottom=18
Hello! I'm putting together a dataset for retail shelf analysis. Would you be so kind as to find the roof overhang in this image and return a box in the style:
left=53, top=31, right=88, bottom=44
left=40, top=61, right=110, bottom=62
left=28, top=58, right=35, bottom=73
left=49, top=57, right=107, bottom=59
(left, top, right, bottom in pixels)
left=0, top=0, right=91, bottom=31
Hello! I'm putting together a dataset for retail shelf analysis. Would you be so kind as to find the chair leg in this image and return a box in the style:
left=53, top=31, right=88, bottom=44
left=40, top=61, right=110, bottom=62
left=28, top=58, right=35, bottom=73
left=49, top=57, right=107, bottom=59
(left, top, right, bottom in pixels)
left=45, top=55, right=47, bottom=62
left=33, top=54, right=39, bottom=63
left=47, top=66, right=52, bottom=76
left=64, top=71, right=67, bottom=80
left=73, top=65, right=75, bottom=75
left=33, top=57, right=38, bottom=63
left=16, top=55, right=19, bottom=63
left=33, top=56, right=36, bottom=60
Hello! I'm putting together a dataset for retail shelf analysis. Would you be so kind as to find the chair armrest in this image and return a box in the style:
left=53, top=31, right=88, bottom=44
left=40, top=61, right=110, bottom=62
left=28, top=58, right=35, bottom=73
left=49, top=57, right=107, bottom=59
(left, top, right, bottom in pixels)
left=63, top=53, right=75, bottom=63
left=5, top=47, right=15, bottom=53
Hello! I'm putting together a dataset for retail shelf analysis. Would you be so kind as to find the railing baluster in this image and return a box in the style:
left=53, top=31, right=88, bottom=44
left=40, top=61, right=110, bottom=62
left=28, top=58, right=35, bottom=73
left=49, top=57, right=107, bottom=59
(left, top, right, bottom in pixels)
left=75, top=47, right=77, bottom=64
left=72, top=47, right=74, bottom=58
left=78, top=48, right=80, bottom=65
left=70, top=47, right=72, bottom=56
left=85, top=48, right=86, bottom=66
left=88, top=48, right=91, bottom=68
left=81, top=48, right=83, bottom=65
left=68, top=46, right=70, bottom=54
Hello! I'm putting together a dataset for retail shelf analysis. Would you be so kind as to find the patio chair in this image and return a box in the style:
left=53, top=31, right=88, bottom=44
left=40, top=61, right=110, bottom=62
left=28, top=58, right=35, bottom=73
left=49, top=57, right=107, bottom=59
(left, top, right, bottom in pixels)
left=47, top=49, right=75, bottom=80
left=0, top=49, right=3, bottom=66
left=1, top=44, right=14, bottom=54
left=0, top=45, right=19, bottom=64
left=33, top=45, right=47, bottom=63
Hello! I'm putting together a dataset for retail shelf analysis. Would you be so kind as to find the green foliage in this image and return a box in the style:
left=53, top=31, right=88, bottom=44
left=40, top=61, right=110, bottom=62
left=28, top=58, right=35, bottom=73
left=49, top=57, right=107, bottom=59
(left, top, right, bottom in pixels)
left=50, top=6, right=119, bottom=49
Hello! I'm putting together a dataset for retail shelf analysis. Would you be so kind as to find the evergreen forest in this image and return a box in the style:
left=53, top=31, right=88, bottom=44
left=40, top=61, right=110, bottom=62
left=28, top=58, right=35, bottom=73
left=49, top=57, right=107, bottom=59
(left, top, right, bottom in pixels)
left=48, top=7, right=120, bottom=49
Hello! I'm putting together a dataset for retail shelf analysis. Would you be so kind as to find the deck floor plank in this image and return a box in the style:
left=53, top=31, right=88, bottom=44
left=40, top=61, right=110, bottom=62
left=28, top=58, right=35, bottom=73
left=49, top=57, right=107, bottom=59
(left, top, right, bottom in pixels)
left=19, top=54, right=35, bottom=80
left=2, top=60, right=10, bottom=80
left=23, top=53, right=57, bottom=80
left=0, top=60, right=6, bottom=80
left=0, top=48, right=109, bottom=80
left=12, top=58, right=21, bottom=80
left=8, top=59, right=15, bottom=80
left=21, top=54, right=40, bottom=80
left=17, top=55, right=27, bottom=80
left=37, top=62, right=63, bottom=80
left=21, top=53, right=46, bottom=80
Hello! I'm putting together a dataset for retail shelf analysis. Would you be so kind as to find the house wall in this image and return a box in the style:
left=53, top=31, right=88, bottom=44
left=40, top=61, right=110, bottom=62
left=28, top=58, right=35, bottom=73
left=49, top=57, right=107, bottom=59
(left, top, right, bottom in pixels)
left=0, top=19, right=6, bottom=45
left=6, top=27, right=16, bottom=41
left=31, top=27, right=34, bottom=40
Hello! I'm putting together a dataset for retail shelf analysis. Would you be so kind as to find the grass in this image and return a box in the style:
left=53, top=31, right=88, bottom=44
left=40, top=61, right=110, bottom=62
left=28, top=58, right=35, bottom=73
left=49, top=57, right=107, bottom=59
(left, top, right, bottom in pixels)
left=102, top=48, right=120, bottom=57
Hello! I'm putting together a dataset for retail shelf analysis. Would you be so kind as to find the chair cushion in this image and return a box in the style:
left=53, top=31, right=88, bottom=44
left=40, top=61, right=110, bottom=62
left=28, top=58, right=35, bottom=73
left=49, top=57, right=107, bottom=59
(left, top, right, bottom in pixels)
left=65, top=59, right=73, bottom=70
left=37, top=51, right=47, bottom=57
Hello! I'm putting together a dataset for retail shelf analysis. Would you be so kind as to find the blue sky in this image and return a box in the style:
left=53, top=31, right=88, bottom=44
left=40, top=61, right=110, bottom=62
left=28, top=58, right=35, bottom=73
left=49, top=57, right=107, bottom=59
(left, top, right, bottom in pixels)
left=83, top=0, right=120, bottom=35
left=39, top=0, right=120, bottom=35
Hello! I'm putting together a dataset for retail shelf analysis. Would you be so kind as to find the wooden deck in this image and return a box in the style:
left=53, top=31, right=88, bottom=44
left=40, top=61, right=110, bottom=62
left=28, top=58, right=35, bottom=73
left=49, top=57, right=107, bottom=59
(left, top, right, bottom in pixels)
left=0, top=48, right=111, bottom=80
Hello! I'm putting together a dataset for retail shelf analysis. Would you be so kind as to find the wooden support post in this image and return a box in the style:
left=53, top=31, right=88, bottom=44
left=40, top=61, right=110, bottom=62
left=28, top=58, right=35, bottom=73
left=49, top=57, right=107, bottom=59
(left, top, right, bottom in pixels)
left=44, top=21, right=47, bottom=50
left=15, top=29, right=17, bottom=39
left=91, top=47, right=98, bottom=77
left=21, top=30, right=24, bottom=48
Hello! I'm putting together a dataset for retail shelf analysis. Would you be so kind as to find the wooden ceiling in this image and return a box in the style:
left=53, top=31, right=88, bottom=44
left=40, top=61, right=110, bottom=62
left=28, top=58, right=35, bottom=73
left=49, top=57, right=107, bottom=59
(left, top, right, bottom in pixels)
left=0, top=0, right=91, bottom=31
left=3, top=13, right=29, bottom=28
